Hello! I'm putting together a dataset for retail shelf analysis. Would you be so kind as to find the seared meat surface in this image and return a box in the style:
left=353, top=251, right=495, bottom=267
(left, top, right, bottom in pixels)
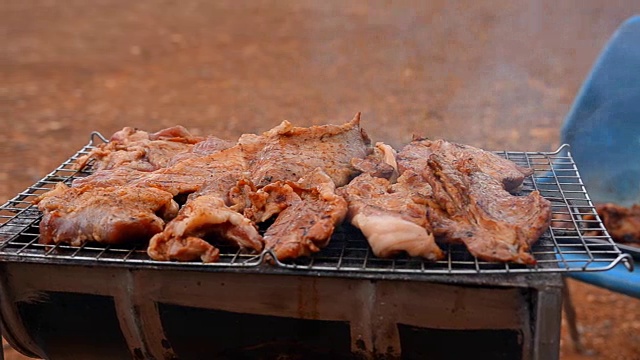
left=584, top=203, right=640, bottom=245
left=137, top=145, right=250, bottom=196
left=249, top=169, right=348, bottom=261
left=35, top=117, right=551, bottom=265
left=75, top=126, right=203, bottom=172
left=168, top=136, right=235, bottom=165
left=70, top=142, right=251, bottom=251
left=351, top=142, right=399, bottom=181
left=341, top=138, right=550, bottom=263
left=35, top=182, right=178, bottom=245
left=145, top=150, right=262, bottom=263
left=147, top=115, right=370, bottom=262
left=421, top=155, right=551, bottom=264
left=72, top=167, right=150, bottom=188
left=338, top=172, right=444, bottom=260
left=144, top=144, right=260, bottom=262
left=73, top=134, right=237, bottom=190
left=397, top=138, right=533, bottom=193
left=147, top=193, right=263, bottom=262
left=250, top=113, right=371, bottom=187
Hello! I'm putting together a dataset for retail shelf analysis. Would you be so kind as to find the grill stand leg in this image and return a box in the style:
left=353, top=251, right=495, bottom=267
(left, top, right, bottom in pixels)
left=349, top=281, right=402, bottom=359
left=349, top=282, right=375, bottom=358
left=0, top=267, right=44, bottom=359
left=370, top=286, right=401, bottom=358
left=114, top=270, right=177, bottom=360
left=133, top=301, right=177, bottom=360
left=561, top=277, right=584, bottom=354
left=132, top=271, right=177, bottom=360
left=532, top=285, right=563, bottom=360
left=114, top=271, right=149, bottom=360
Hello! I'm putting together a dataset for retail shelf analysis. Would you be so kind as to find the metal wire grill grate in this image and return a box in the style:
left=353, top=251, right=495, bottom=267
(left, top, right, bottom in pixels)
left=0, top=133, right=264, bottom=269
left=0, top=133, right=633, bottom=275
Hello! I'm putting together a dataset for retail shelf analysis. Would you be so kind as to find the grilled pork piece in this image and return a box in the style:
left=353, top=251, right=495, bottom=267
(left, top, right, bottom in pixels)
left=146, top=192, right=263, bottom=262
left=240, top=114, right=370, bottom=260
left=248, top=169, right=348, bottom=261
left=147, top=116, right=369, bottom=262
left=145, top=145, right=262, bottom=262
left=583, top=203, right=640, bottom=245
left=167, top=136, right=235, bottom=165
left=250, top=113, right=371, bottom=187
left=422, top=155, right=551, bottom=264
left=138, top=145, right=251, bottom=196
left=72, top=167, right=150, bottom=188
left=47, top=132, right=261, bottom=256
left=73, top=145, right=241, bottom=191
left=397, top=138, right=533, bottom=193
left=341, top=138, right=549, bottom=263
left=35, top=183, right=178, bottom=245
left=351, top=142, right=399, bottom=181
left=337, top=172, right=445, bottom=260
left=72, top=135, right=237, bottom=189
left=75, top=125, right=204, bottom=172
left=39, top=117, right=370, bottom=261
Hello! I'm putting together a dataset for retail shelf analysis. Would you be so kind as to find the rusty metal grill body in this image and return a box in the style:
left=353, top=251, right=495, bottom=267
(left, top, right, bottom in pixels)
left=0, top=132, right=632, bottom=275
left=0, top=132, right=633, bottom=360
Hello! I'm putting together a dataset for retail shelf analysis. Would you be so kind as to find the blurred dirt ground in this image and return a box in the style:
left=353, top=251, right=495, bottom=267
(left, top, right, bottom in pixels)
left=1, top=1, right=640, bottom=359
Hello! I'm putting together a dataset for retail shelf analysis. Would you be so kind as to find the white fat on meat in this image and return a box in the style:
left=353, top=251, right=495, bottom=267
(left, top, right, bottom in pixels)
left=351, top=213, right=441, bottom=260
left=337, top=172, right=444, bottom=261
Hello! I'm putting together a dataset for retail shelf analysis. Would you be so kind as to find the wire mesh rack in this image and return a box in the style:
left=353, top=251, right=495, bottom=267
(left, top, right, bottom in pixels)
left=0, top=132, right=634, bottom=275
left=0, top=133, right=264, bottom=269
left=273, top=146, right=634, bottom=274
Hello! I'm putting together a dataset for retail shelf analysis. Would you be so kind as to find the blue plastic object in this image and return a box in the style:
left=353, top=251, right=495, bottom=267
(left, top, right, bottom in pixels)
left=568, top=260, right=640, bottom=298
left=559, top=16, right=640, bottom=297
left=562, top=16, right=640, bottom=207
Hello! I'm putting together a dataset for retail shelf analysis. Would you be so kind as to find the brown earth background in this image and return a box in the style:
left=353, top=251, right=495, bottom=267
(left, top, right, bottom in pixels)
left=1, top=1, right=639, bottom=359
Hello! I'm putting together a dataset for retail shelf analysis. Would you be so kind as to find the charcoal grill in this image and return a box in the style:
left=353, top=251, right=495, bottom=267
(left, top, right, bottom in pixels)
left=0, top=132, right=633, bottom=360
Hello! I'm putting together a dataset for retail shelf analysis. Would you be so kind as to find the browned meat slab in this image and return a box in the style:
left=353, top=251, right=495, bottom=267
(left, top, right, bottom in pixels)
left=250, top=113, right=371, bottom=187
left=584, top=203, right=640, bottom=245
left=72, top=167, right=150, bottom=188
left=36, top=117, right=552, bottom=265
left=73, top=145, right=241, bottom=191
left=76, top=124, right=269, bottom=194
left=146, top=116, right=367, bottom=262
left=72, top=135, right=237, bottom=190
left=351, top=142, right=399, bottom=181
left=35, top=183, right=178, bottom=245
left=75, top=125, right=204, bottom=172
left=37, top=117, right=369, bottom=261
left=340, top=138, right=548, bottom=263
left=144, top=146, right=261, bottom=261
left=41, top=130, right=258, bottom=255
left=338, top=171, right=444, bottom=260
left=249, top=169, right=348, bottom=261
left=138, top=145, right=250, bottom=196
left=422, top=155, right=551, bottom=264
left=398, top=138, right=533, bottom=193
left=147, top=194, right=263, bottom=262
left=168, top=135, right=235, bottom=165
